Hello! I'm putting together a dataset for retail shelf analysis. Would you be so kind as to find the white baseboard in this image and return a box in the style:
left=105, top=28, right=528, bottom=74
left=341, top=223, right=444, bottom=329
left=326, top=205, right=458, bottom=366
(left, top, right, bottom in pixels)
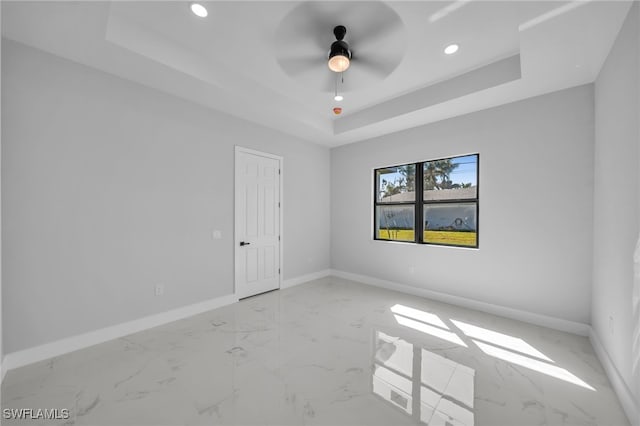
left=4, top=269, right=333, bottom=373
left=330, top=269, right=591, bottom=336
left=589, top=328, right=639, bottom=426
left=282, top=269, right=332, bottom=289
left=4, top=293, right=238, bottom=372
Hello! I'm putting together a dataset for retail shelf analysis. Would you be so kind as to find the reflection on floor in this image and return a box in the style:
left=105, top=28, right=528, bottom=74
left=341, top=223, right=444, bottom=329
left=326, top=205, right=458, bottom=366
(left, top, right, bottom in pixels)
left=373, top=331, right=475, bottom=425
left=1, top=277, right=631, bottom=425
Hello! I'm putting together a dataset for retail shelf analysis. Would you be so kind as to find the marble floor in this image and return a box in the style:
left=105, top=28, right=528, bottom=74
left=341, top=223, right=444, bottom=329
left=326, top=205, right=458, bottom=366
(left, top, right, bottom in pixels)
left=1, top=277, right=630, bottom=426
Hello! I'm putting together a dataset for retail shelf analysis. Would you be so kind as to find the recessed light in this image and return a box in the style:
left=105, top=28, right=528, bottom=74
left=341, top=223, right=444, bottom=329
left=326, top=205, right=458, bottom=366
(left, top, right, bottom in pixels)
left=444, top=44, right=459, bottom=55
left=334, top=95, right=344, bottom=101
left=190, top=3, right=208, bottom=18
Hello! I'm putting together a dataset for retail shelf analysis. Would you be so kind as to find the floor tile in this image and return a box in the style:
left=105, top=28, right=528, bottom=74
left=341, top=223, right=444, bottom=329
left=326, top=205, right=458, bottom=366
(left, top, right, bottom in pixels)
left=1, top=277, right=630, bottom=425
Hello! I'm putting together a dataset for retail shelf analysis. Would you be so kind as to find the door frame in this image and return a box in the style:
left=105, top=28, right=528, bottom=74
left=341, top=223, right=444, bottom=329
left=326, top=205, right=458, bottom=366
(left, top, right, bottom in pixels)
left=234, top=146, right=283, bottom=298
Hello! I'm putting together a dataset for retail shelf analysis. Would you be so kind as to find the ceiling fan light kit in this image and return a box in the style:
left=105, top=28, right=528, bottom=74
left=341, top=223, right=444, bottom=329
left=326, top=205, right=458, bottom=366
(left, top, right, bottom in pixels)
left=328, top=55, right=350, bottom=73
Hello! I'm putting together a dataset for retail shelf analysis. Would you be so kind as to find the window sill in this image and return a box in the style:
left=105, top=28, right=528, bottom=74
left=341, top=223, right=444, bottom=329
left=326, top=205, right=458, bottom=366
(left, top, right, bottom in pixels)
left=372, top=238, right=479, bottom=250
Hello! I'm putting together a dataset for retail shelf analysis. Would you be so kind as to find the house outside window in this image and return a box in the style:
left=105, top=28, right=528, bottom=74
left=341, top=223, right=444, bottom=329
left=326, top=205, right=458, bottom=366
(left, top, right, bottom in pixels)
left=374, top=154, right=479, bottom=248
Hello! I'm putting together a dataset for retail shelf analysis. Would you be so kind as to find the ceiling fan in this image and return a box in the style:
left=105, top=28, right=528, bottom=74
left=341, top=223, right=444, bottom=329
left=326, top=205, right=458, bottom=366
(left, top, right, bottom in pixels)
left=274, top=2, right=406, bottom=93
left=327, top=25, right=351, bottom=73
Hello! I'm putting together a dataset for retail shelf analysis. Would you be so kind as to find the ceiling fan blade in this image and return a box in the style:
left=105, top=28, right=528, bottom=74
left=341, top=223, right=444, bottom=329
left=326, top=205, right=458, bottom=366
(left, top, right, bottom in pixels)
left=350, top=24, right=404, bottom=56
left=352, top=54, right=399, bottom=79
left=345, top=5, right=404, bottom=51
left=276, top=1, right=337, bottom=53
left=278, top=55, right=325, bottom=77
left=303, top=2, right=339, bottom=45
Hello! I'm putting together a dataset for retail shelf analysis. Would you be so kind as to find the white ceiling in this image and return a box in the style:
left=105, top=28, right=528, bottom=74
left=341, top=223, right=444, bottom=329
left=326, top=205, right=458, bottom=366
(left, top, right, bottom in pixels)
left=1, top=1, right=633, bottom=146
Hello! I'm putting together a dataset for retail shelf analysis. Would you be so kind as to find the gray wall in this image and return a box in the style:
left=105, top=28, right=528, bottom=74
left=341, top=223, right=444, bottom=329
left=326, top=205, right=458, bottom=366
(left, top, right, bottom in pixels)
left=0, top=3, right=3, bottom=382
left=1, top=40, right=330, bottom=353
left=331, top=85, right=595, bottom=324
left=593, top=1, right=639, bottom=403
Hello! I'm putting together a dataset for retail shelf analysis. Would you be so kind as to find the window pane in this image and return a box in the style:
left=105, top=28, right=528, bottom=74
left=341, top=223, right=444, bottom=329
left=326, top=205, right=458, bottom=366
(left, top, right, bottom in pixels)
left=423, top=155, right=477, bottom=201
left=376, top=164, right=416, bottom=203
left=376, top=205, right=415, bottom=241
left=423, top=203, right=477, bottom=247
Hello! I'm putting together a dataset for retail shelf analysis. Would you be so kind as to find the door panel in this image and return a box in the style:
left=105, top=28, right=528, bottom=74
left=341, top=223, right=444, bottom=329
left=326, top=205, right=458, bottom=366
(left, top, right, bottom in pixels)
left=235, top=149, right=281, bottom=299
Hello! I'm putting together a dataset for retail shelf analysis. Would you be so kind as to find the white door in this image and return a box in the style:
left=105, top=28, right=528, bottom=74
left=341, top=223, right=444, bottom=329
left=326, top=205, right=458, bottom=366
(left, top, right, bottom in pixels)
left=235, top=147, right=281, bottom=299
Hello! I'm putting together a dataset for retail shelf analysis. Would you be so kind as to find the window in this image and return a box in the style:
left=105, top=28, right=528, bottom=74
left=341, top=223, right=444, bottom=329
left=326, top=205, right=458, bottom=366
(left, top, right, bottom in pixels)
left=374, top=154, right=479, bottom=248
left=375, top=164, right=416, bottom=242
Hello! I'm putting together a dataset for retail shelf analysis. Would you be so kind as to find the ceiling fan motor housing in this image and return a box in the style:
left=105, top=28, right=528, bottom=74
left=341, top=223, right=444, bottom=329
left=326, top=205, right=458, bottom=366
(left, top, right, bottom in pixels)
left=329, top=40, right=351, bottom=60
left=333, top=25, right=347, bottom=41
left=330, top=25, right=351, bottom=60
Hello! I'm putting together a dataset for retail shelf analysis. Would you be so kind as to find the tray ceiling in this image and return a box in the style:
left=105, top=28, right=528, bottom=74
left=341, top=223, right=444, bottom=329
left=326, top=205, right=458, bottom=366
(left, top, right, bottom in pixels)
left=1, top=1, right=632, bottom=146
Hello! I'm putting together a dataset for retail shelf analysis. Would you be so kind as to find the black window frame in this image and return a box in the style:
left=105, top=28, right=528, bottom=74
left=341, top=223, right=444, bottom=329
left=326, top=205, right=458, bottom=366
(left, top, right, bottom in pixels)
left=374, top=153, right=479, bottom=248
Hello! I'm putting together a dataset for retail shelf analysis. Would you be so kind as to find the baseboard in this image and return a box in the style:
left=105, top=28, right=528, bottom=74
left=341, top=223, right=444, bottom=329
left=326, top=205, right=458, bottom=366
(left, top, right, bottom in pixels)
left=4, top=293, right=238, bottom=372
left=330, top=269, right=591, bottom=336
left=4, top=271, right=333, bottom=373
left=282, top=269, right=332, bottom=289
left=589, top=328, right=639, bottom=426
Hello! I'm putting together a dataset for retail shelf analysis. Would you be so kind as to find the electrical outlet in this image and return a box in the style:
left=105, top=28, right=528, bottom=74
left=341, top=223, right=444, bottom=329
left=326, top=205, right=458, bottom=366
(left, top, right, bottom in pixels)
left=155, top=284, right=164, bottom=297
left=212, top=230, right=222, bottom=240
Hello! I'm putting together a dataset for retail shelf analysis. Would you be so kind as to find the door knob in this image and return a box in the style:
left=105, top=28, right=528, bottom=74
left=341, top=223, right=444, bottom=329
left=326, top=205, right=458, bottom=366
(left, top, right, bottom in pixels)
left=240, top=241, right=250, bottom=246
